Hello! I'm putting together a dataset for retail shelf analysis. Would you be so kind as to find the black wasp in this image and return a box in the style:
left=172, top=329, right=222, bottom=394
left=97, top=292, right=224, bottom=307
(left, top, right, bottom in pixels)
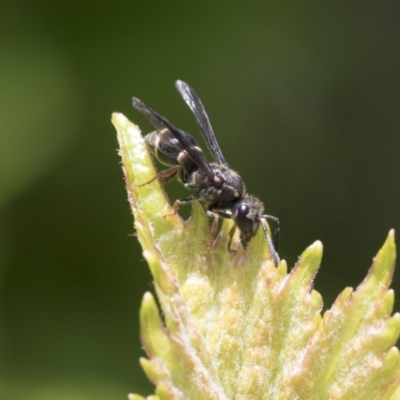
left=132, top=80, right=280, bottom=266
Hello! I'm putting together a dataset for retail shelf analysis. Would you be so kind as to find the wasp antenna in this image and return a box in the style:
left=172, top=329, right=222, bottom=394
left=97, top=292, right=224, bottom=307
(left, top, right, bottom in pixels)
left=263, top=214, right=280, bottom=252
left=259, top=218, right=279, bottom=267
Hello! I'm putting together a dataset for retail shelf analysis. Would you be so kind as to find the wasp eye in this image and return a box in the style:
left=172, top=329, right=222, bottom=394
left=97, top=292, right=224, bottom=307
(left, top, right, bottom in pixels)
left=238, top=204, right=249, bottom=216
left=235, top=203, right=255, bottom=240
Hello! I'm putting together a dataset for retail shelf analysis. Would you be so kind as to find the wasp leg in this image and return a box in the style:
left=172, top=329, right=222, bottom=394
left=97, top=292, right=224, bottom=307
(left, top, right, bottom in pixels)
left=163, top=193, right=201, bottom=218
left=259, top=218, right=279, bottom=267
left=262, top=214, right=280, bottom=252
left=207, top=207, right=236, bottom=251
left=135, top=165, right=181, bottom=188
left=205, top=211, right=219, bottom=252
left=227, top=224, right=237, bottom=252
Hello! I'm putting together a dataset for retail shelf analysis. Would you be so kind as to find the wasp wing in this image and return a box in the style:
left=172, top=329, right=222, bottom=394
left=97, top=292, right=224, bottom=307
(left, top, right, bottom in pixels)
left=175, top=80, right=226, bottom=165
left=132, top=97, right=215, bottom=180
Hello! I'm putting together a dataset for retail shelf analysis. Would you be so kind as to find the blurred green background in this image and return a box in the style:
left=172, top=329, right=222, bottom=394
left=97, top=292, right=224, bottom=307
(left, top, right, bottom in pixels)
left=1, top=1, right=399, bottom=398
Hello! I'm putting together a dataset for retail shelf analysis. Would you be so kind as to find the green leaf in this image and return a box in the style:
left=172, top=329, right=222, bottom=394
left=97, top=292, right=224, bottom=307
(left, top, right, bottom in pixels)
left=112, top=113, right=400, bottom=400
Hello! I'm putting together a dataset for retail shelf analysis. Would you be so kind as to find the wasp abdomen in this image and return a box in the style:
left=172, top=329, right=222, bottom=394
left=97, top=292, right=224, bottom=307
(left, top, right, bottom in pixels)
left=145, top=129, right=181, bottom=167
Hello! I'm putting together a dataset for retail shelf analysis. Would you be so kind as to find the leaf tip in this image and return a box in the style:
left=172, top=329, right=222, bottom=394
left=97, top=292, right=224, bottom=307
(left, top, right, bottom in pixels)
left=294, top=239, right=323, bottom=277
